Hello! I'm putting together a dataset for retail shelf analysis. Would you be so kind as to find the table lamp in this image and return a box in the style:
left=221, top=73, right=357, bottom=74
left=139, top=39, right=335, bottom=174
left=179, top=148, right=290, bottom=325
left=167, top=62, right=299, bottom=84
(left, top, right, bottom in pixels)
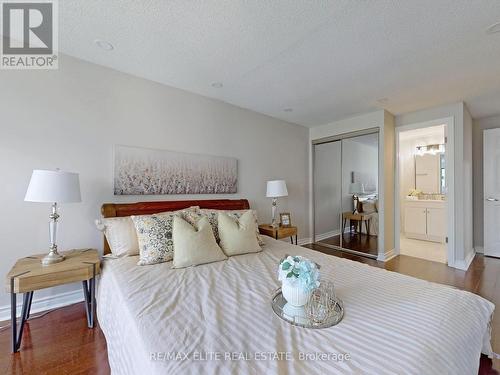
left=349, top=182, right=365, bottom=214
left=25, top=169, right=81, bottom=265
left=266, top=180, right=288, bottom=228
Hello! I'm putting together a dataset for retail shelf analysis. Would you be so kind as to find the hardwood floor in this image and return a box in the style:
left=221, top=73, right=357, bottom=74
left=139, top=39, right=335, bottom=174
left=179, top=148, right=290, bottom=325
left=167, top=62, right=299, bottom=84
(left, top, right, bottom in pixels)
left=318, top=233, right=378, bottom=256
left=0, top=303, right=110, bottom=375
left=0, top=246, right=498, bottom=374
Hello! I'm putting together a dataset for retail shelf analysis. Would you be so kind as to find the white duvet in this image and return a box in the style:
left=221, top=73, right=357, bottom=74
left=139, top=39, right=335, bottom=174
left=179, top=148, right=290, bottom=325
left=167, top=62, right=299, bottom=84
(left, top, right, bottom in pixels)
left=97, top=237, right=494, bottom=375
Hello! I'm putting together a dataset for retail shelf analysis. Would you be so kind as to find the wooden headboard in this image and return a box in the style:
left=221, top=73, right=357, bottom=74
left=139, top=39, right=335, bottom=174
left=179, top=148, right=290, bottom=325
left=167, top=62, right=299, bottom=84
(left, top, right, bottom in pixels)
left=100, top=199, right=250, bottom=254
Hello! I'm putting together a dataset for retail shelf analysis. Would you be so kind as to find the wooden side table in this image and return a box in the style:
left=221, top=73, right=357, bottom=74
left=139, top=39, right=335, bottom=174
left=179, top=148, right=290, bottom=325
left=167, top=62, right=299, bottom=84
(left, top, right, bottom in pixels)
left=5, top=249, right=100, bottom=352
left=342, top=212, right=372, bottom=235
left=258, top=224, right=298, bottom=245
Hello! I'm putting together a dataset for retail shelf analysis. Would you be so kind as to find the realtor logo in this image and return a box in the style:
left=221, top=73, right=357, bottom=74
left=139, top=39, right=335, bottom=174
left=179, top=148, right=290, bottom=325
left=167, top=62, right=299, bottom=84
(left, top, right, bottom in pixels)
left=1, top=0, right=58, bottom=69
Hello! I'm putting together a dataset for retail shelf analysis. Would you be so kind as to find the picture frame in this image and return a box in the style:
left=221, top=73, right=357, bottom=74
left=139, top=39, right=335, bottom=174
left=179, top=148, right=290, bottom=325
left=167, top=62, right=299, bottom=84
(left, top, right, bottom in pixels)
left=280, top=212, right=292, bottom=227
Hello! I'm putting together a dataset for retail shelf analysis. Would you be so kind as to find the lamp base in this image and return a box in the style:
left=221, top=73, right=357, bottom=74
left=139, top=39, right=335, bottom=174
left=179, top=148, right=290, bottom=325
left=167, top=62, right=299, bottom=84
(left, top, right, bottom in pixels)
left=43, top=203, right=65, bottom=266
left=352, top=194, right=360, bottom=214
left=42, top=249, right=65, bottom=266
left=271, top=198, right=279, bottom=228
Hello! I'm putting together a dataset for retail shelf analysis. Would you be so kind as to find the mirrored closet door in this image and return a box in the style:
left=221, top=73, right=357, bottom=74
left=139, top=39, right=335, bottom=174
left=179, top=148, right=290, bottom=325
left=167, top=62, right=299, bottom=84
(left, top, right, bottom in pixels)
left=314, top=140, right=342, bottom=248
left=313, top=130, right=379, bottom=258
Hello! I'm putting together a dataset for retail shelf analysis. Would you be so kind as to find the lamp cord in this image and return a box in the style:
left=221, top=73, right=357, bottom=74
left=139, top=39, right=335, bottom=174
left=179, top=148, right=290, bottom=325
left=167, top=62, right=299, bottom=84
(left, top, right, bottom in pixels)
left=0, top=303, right=77, bottom=332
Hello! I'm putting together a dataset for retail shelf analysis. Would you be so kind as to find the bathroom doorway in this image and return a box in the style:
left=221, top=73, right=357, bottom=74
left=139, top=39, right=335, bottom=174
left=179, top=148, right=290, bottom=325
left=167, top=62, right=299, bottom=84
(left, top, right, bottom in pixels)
left=395, top=118, right=454, bottom=264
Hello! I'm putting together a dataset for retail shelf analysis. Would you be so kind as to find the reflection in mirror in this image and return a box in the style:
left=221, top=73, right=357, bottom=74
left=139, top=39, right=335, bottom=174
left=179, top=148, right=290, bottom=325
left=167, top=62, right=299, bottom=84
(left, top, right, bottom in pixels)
left=415, top=144, right=445, bottom=194
left=314, top=141, right=342, bottom=247
left=414, top=144, right=445, bottom=194
left=440, top=153, right=445, bottom=194
left=340, top=133, right=379, bottom=257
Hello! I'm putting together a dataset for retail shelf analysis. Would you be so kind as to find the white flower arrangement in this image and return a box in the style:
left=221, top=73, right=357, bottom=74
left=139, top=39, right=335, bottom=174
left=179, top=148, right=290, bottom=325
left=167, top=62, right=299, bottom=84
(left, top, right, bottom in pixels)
left=278, top=255, right=320, bottom=292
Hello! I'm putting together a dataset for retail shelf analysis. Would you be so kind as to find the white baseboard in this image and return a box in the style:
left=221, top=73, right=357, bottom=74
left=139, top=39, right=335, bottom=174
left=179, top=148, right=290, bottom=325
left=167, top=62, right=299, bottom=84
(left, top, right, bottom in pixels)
left=0, top=289, right=83, bottom=322
left=475, top=246, right=484, bottom=254
left=280, top=230, right=339, bottom=246
left=276, top=236, right=311, bottom=246
left=454, top=249, right=476, bottom=271
left=315, top=230, right=341, bottom=242
left=377, top=248, right=397, bottom=262
left=297, top=237, right=311, bottom=246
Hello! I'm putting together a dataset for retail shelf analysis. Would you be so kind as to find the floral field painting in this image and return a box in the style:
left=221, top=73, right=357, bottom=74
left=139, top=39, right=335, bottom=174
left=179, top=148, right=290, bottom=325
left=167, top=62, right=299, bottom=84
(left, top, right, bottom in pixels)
left=114, top=145, right=238, bottom=195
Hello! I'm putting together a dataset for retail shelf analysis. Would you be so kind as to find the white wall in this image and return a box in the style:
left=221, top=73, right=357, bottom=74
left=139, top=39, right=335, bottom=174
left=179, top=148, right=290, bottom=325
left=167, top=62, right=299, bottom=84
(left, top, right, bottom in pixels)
left=463, top=106, right=474, bottom=264
left=310, top=111, right=383, bottom=140
left=380, top=111, right=395, bottom=259
left=0, top=54, right=309, bottom=315
left=472, top=115, right=500, bottom=250
left=395, top=102, right=463, bottom=129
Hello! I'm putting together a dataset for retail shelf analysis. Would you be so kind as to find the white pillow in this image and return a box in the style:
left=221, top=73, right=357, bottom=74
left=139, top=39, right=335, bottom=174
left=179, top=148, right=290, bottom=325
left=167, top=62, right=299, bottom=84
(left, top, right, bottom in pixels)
left=132, top=208, right=198, bottom=266
left=172, top=216, right=227, bottom=269
left=95, top=217, right=139, bottom=256
left=218, top=211, right=262, bottom=256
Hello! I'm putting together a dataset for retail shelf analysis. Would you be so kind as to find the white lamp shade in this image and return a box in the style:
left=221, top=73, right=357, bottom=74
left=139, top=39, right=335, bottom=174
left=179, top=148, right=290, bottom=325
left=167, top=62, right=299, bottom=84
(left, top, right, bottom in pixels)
left=349, top=182, right=365, bottom=194
left=266, top=180, right=288, bottom=198
left=25, top=169, right=81, bottom=203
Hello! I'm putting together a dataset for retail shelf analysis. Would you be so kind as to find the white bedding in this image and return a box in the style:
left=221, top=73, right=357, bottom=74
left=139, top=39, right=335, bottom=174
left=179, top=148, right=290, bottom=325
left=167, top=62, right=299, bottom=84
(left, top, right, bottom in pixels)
left=97, top=237, right=494, bottom=375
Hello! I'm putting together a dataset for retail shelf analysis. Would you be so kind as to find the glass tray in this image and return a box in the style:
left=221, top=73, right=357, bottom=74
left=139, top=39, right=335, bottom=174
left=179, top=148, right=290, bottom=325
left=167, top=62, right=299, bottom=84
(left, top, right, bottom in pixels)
left=271, top=288, right=344, bottom=329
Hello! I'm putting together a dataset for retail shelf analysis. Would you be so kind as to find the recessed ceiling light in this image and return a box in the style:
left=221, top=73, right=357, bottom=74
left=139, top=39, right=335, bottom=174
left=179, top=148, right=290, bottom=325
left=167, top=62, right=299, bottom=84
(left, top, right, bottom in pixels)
left=211, top=82, right=223, bottom=88
left=94, top=39, right=114, bottom=51
left=284, top=108, right=293, bottom=112
left=486, top=22, right=500, bottom=34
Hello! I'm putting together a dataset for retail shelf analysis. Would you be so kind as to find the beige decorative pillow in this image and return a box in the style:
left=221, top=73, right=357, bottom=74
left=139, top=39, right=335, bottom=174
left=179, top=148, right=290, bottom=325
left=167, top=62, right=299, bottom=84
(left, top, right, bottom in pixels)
left=183, top=209, right=264, bottom=245
left=131, top=207, right=198, bottom=266
left=172, top=216, right=227, bottom=269
left=95, top=217, right=139, bottom=256
left=218, top=211, right=262, bottom=256
left=361, top=200, right=377, bottom=214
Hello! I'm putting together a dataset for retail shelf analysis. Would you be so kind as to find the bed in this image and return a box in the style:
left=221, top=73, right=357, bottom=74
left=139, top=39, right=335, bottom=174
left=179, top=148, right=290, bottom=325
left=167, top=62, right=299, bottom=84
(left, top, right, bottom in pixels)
left=97, top=199, right=494, bottom=375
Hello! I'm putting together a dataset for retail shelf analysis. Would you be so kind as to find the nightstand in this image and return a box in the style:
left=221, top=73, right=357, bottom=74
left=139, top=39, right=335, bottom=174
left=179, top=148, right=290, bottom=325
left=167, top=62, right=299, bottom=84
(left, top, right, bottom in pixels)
left=258, top=224, right=298, bottom=245
left=5, top=248, right=100, bottom=352
left=342, top=211, right=372, bottom=235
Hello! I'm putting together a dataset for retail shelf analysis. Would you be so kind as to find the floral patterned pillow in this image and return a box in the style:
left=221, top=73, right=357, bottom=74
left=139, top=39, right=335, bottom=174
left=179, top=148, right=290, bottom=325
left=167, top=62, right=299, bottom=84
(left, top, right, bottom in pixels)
left=131, top=207, right=198, bottom=266
left=183, top=209, right=264, bottom=246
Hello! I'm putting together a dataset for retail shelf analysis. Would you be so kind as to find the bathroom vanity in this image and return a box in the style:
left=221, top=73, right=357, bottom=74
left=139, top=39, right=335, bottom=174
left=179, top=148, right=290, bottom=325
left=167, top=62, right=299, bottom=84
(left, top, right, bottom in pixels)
left=404, top=199, right=446, bottom=243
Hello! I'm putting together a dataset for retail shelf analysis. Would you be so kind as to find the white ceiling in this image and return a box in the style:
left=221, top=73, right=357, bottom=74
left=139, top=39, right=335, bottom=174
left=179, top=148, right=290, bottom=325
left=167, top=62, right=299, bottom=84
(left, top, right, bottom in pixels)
left=59, top=1, right=500, bottom=127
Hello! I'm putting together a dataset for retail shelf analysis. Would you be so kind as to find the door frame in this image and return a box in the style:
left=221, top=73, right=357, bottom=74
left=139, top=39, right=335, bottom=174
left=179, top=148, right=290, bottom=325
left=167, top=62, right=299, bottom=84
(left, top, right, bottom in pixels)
left=394, top=116, right=455, bottom=267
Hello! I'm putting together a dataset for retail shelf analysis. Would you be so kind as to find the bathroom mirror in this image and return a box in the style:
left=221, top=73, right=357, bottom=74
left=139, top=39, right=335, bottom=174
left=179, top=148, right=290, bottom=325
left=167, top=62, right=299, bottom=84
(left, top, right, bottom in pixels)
left=414, top=151, right=445, bottom=194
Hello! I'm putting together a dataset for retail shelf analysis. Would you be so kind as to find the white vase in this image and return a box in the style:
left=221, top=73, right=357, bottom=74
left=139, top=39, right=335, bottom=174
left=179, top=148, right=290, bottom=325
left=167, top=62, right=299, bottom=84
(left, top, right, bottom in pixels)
left=282, top=282, right=311, bottom=307
left=282, top=303, right=309, bottom=325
